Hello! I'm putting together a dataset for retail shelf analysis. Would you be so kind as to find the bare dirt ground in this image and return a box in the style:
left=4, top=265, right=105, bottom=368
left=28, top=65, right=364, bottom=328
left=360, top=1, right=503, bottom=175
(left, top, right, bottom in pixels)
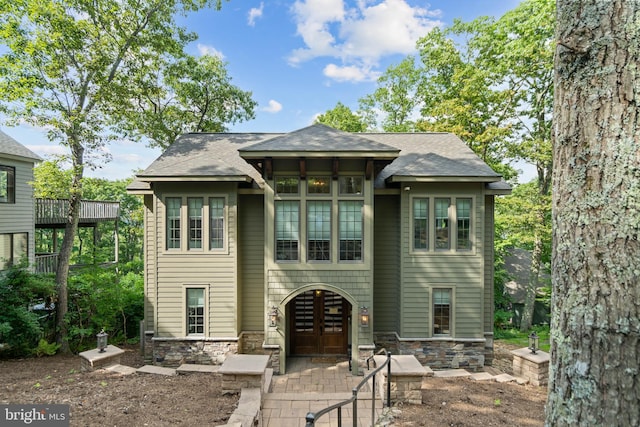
left=1, top=343, right=547, bottom=426
left=0, top=346, right=237, bottom=426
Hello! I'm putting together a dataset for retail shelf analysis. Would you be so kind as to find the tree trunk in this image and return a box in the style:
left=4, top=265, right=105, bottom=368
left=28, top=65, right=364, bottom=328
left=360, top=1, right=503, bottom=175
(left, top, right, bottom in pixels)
left=54, top=144, right=84, bottom=354
left=547, top=1, right=640, bottom=425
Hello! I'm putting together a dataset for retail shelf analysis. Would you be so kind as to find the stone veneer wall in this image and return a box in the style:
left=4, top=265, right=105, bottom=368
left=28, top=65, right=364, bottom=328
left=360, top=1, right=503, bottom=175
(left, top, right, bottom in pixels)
left=375, top=333, right=487, bottom=371
left=239, top=331, right=281, bottom=374
left=152, top=338, right=238, bottom=367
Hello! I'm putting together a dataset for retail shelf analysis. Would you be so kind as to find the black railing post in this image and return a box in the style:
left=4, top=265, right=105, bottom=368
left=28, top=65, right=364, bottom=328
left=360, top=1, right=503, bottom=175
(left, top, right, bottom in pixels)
left=351, top=387, right=358, bottom=427
left=305, top=411, right=315, bottom=427
left=386, top=351, right=391, bottom=408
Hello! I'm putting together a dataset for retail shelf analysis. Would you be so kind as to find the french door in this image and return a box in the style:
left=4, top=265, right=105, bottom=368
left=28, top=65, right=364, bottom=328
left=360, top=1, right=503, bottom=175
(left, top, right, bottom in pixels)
left=290, top=290, right=349, bottom=355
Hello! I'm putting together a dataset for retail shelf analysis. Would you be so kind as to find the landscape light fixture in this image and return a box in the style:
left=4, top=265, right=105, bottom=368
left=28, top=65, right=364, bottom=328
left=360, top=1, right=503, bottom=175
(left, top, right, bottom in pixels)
left=97, top=329, right=108, bottom=353
left=528, top=331, right=539, bottom=354
left=359, top=306, right=370, bottom=327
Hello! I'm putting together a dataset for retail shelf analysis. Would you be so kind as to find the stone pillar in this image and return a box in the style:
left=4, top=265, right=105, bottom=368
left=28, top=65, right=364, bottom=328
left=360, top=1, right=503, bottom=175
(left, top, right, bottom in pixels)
left=511, top=348, right=549, bottom=386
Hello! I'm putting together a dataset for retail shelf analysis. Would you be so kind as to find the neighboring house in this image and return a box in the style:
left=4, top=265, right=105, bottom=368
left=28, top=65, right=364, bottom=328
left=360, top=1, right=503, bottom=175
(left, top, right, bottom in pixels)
left=0, top=130, right=41, bottom=271
left=503, top=248, right=551, bottom=326
left=129, top=124, right=511, bottom=374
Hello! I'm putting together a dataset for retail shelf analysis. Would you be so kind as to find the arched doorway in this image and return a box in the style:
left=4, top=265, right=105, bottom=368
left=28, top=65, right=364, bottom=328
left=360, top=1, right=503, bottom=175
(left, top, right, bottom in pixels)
left=288, top=289, right=351, bottom=356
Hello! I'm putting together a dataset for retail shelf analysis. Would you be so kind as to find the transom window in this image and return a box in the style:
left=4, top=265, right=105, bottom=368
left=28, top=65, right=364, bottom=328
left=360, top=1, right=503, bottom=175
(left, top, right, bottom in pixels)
left=186, top=288, right=205, bottom=335
left=339, top=176, right=363, bottom=195
left=0, top=166, right=15, bottom=204
left=276, top=176, right=299, bottom=195
left=308, top=176, right=331, bottom=195
left=433, top=288, right=451, bottom=336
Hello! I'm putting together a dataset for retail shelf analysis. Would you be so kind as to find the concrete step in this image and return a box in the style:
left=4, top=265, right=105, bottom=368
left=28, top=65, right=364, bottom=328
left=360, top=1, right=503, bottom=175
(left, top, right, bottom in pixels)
left=137, top=365, right=176, bottom=376
left=494, top=373, right=517, bottom=383
left=104, top=364, right=137, bottom=375
left=432, top=369, right=471, bottom=378
left=469, top=372, right=495, bottom=381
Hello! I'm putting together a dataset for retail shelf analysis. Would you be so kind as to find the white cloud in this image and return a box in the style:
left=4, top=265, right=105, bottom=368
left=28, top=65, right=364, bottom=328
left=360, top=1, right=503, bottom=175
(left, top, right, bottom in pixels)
left=262, top=100, right=283, bottom=113
left=248, top=2, right=264, bottom=26
left=197, top=43, right=224, bottom=59
left=323, top=63, right=380, bottom=82
left=288, top=0, right=442, bottom=78
left=25, top=144, right=67, bottom=157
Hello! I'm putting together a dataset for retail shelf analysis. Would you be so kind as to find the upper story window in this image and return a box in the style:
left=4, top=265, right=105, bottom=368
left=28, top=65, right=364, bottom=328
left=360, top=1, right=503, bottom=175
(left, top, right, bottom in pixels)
left=413, top=198, right=429, bottom=250
left=209, top=197, right=225, bottom=249
left=307, top=201, right=331, bottom=261
left=308, top=176, right=331, bottom=195
left=339, top=201, right=363, bottom=261
left=339, top=176, right=363, bottom=195
left=456, top=199, right=472, bottom=250
left=434, top=198, right=451, bottom=250
left=0, top=166, right=15, bottom=204
left=276, top=176, right=299, bottom=195
left=275, top=200, right=299, bottom=261
left=166, top=197, right=181, bottom=249
left=188, top=198, right=203, bottom=249
left=412, top=196, right=473, bottom=252
left=165, top=196, right=227, bottom=252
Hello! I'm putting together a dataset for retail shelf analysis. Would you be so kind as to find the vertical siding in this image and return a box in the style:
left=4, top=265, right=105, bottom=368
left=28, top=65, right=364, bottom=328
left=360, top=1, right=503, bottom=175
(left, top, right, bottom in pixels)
left=239, top=194, right=265, bottom=330
left=373, top=195, right=400, bottom=331
left=0, top=157, right=36, bottom=268
left=399, top=183, right=485, bottom=339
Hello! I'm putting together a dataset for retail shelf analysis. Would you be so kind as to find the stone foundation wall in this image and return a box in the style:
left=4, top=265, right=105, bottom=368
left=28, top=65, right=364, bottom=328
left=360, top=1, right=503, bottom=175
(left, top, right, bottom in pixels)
left=152, top=338, right=238, bottom=367
left=375, top=334, right=487, bottom=371
left=239, top=332, right=281, bottom=374
left=143, top=331, right=154, bottom=364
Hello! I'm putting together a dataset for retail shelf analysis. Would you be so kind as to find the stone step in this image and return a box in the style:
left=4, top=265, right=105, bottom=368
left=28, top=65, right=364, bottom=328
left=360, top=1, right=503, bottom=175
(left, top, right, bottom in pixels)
left=104, top=364, right=137, bottom=376
left=469, top=372, right=495, bottom=381
left=494, top=373, right=517, bottom=383
left=176, top=364, right=219, bottom=374
left=137, top=365, right=177, bottom=376
left=432, top=369, right=471, bottom=378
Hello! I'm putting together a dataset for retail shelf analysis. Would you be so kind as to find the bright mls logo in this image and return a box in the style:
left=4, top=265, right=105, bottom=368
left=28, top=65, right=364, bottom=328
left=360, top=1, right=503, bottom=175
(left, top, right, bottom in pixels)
left=1, top=405, right=69, bottom=426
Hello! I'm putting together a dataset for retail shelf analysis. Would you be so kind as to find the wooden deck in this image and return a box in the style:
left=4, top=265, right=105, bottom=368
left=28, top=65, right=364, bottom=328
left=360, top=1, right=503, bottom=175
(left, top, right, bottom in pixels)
left=36, top=199, right=120, bottom=227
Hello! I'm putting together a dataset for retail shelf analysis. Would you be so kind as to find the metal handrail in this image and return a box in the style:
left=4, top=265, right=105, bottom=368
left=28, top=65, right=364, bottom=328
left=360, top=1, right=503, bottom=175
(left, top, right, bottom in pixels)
left=304, top=351, right=392, bottom=427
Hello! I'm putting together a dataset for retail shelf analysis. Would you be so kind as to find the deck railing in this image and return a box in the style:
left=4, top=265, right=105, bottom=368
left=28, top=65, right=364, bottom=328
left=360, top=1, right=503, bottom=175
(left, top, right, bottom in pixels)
left=36, top=199, right=120, bottom=224
left=35, top=253, right=59, bottom=274
left=304, top=351, right=392, bottom=427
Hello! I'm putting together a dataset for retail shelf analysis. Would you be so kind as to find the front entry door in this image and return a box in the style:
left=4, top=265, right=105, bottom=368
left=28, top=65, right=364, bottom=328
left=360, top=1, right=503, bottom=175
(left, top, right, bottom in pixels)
left=290, top=290, right=349, bottom=355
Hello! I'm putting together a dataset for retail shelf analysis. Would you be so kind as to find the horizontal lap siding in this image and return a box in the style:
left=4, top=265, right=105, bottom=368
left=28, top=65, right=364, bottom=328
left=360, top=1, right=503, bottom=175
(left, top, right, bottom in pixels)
left=483, top=196, right=494, bottom=332
left=239, top=195, right=265, bottom=331
left=400, top=183, right=486, bottom=338
left=0, top=158, right=36, bottom=267
left=154, top=185, right=238, bottom=338
left=144, top=195, right=156, bottom=331
left=374, top=195, right=400, bottom=331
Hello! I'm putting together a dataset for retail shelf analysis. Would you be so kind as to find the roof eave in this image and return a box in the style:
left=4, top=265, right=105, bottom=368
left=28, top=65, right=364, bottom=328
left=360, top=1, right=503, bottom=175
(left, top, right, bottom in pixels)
left=238, top=150, right=399, bottom=160
left=387, top=175, right=502, bottom=183
left=136, top=175, right=253, bottom=183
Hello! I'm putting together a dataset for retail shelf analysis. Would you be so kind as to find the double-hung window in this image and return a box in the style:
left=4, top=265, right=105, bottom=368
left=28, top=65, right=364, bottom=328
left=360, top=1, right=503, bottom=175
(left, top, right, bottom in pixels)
left=0, top=166, right=15, bottom=204
left=307, top=201, right=331, bottom=261
left=456, top=199, right=472, bottom=250
left=275, top=201, right=299, bottom=261
left=433, top=288, right=451, bottom=336
left=186, top=288, right=205, bottom=335
left=188, top=198, right=203, bottom=249
left=166, top=198, right=181, bottom=249
left=209, top=197, right=225, bottom=249
left=413, top=198, right=429, bottom=250
left=0, top=233, right=27, bottom=270
left=435, top=198, right=450, bottom=250
left=338, top=201, right=363, bottom=261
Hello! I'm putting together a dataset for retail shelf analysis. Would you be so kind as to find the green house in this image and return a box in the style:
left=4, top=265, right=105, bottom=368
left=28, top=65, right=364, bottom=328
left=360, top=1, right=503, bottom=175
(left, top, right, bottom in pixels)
left=129, top=124, right=510, bottom=374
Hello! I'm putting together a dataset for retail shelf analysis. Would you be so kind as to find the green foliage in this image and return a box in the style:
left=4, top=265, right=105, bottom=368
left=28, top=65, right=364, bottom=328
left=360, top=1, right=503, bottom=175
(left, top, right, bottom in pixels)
left=494, top=324, right=550, bottom=353
left=66, top=267, right=143, bottom=352
left=0, top=266, right=56, bottom=357
left=32, top=338, right=61, bottom=357
left=315, top=102, right=368, bottom=132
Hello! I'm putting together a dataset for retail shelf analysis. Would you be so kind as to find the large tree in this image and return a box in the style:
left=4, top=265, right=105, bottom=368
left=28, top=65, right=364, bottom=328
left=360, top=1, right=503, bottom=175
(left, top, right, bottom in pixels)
left=0, top=0, right=231, bottom=351
left=548, top=1, right=640, bottom=425
left=315, top=102, right=367, bottom=132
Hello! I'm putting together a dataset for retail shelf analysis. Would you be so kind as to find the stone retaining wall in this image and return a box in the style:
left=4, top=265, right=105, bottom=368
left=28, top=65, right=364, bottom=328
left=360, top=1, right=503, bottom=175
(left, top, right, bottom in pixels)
left=152, top=338, right=238, bottom=367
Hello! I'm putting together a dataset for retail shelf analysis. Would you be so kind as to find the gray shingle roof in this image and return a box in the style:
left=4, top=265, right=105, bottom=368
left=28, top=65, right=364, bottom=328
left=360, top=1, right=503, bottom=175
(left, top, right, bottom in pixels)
left=133, top=125, right=505, bottom=190
left=0, top=129, right=42, bottom=162
left=239, top=123, right=399, bottom=156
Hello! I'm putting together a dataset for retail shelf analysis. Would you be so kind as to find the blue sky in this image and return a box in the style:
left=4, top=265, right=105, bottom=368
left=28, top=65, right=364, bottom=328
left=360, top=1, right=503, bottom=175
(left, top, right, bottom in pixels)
left=3, top=0, right=529, bottom=181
